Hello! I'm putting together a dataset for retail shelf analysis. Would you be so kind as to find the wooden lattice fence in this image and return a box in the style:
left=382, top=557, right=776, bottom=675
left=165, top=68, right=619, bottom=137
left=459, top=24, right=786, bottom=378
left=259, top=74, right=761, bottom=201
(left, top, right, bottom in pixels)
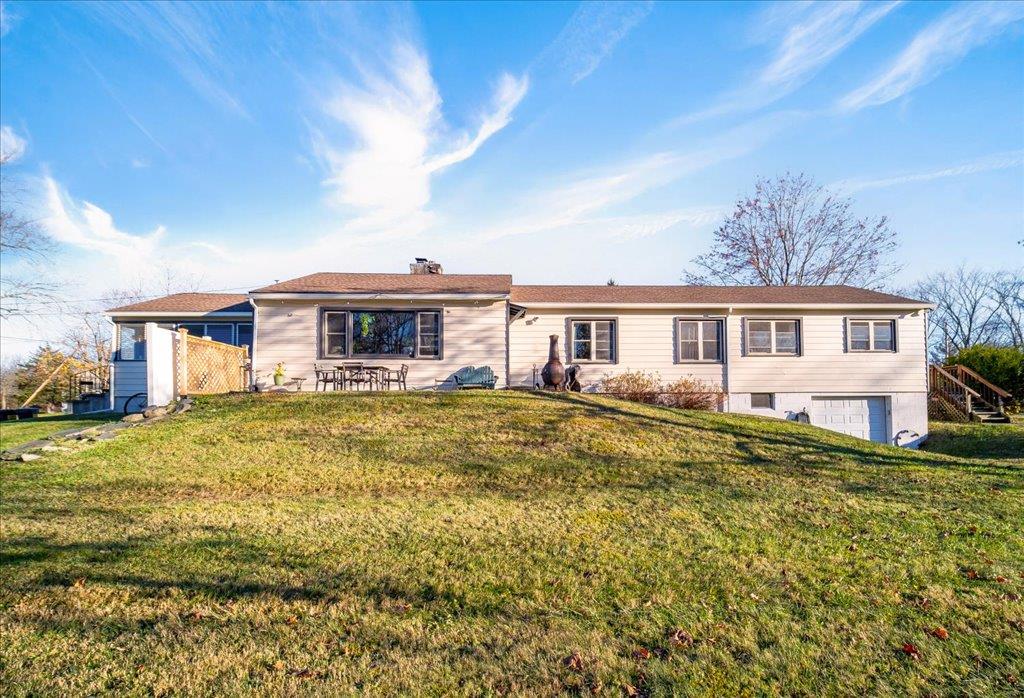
left=176, top=329, right=250, bottom=395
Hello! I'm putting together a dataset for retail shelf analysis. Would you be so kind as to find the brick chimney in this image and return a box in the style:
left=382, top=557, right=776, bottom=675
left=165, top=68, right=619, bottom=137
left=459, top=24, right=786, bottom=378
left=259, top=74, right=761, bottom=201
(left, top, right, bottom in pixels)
left=410, top=258, right=443, bottom=274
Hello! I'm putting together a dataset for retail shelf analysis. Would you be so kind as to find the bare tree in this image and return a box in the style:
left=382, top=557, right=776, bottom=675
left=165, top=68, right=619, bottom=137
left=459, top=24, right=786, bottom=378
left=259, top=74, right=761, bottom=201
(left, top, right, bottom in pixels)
left=687, top=173, right=900, bottom=287
left=990, top=270, right=1024, bottom=348
left=0, top=152, right=62, bottom=319
left=907, top=266, right=1021, bottom=359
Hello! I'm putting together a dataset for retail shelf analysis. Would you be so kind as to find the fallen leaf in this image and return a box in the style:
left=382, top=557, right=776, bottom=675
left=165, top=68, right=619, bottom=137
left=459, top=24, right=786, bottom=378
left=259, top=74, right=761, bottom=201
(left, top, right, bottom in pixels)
left=1006, top=674, right=1019, bottom=687
left=968, top=525, right=978, bottom=535
left=1003, top=592, right=1021, bottom=602
left=623, top=685, right=639, bottom=697
left=564, top=651, right=585, bottom=673
left=901, top=642, right=920, bottom=660
left=930, top=627, right=949, bottom=640
left=632, top=647, right=651, bottom=661
left=285, top=615, right=299, bottom=625
left=668, top=629, right=694, bottom=647
left=996, top=576, right=1008, bottom=584
left=70, top=578, right=86, bottom=589
left=966, top=570, right=979, bottom=580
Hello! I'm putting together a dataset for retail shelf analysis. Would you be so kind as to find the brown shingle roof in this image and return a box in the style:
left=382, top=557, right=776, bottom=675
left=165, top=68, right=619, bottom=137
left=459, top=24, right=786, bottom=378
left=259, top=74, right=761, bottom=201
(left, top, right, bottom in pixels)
left=107, top=293, right=251, bottom=314
left=252, top=272, right=512, bottom=295
left=510, top=285, right=929, bottom=305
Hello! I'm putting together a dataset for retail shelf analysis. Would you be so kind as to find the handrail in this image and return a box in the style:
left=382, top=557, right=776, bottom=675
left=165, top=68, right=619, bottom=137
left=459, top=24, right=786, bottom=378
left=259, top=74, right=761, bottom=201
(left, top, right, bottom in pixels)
left=946, top=364, right=1012, bottom=399
left=930, top=364, right=980, bottom=398
left=929, top=363, right=981, bottom=420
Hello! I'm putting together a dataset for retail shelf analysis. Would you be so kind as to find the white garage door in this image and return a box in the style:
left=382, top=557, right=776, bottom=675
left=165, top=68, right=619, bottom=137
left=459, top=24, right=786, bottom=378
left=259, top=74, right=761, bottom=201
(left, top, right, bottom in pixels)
left=810, top=397, right=888, bottom=443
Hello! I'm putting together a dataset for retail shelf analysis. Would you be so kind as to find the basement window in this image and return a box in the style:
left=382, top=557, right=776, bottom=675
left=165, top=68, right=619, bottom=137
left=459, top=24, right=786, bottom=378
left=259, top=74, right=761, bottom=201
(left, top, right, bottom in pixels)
left=751, top=393, right=774, bottom=409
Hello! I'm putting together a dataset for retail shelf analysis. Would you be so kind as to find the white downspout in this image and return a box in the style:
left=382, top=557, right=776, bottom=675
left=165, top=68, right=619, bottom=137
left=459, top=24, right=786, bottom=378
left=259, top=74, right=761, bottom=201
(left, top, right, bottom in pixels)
left=248, top=297, right=259, bottom=390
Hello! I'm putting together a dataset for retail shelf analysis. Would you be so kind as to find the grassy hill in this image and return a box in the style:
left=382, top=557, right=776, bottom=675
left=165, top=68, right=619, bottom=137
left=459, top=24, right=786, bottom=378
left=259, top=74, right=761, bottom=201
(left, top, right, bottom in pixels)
left=1, top=392, right=1021, bottom=695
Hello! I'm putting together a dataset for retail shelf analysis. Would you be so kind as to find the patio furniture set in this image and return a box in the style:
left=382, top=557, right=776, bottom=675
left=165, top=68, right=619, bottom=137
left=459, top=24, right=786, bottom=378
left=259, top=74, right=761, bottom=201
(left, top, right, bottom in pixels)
left=314, top=363, right=408, bottom=391
left=310, top=364, right=497, bottom=392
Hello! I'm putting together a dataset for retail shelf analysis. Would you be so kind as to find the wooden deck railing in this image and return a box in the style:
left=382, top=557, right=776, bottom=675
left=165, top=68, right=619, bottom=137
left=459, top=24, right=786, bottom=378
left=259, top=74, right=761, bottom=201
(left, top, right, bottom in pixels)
left=945, top=364, right=1011, bottom=415
left=929, top=364, right=980, bottom=419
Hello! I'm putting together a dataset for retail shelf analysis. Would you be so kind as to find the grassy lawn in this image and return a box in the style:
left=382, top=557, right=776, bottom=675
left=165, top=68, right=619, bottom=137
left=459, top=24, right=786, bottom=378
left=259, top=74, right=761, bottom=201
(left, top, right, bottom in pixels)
left=922, top=421, right=1024, bottom=462
left=1, top=392, right=1021, bottom=695
left=0, top=412, right=119, bottom=451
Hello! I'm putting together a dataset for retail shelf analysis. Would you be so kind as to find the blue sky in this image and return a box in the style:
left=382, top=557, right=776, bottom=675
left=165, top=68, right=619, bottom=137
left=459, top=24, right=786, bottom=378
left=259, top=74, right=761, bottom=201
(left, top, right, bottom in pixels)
left=1, top=1, right=1022, bottom=351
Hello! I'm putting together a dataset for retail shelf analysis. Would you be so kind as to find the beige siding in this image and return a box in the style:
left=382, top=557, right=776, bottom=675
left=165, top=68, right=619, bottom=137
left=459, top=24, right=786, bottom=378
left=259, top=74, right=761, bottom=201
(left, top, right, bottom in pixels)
left=726, top=310, right=927, bottom=393
left=508, top=307, right=927, bottom=394
left=254, top=299, right=508, bottom=389
left=509, top=308, right=727, bottom=389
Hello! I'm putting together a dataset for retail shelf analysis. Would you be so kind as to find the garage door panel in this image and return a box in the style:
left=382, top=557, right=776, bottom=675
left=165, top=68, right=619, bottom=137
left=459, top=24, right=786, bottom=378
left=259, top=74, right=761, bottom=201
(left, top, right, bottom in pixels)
left=811, top=396, right=888, bottom=443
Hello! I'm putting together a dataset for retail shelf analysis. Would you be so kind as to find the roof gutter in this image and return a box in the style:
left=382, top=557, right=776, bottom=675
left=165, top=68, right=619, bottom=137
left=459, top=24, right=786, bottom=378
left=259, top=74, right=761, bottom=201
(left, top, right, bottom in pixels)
left=249, top=292, right=509, bottom=302
left=514, top=302, right=936, bottom=310
left=105, top=310, right=254, bottom=319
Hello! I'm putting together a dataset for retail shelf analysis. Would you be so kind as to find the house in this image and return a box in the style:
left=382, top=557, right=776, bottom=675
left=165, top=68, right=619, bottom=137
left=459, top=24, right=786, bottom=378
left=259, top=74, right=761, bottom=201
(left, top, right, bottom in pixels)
left=106, top=261, right=935, bottom=447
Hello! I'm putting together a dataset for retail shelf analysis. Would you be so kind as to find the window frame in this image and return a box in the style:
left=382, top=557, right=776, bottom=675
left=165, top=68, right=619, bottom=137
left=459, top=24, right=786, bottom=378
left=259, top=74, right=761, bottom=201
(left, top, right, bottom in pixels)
left=174, top=322, right=245, bottom=346
left=317, top=308, right=444, bottom=360
left=320, top=311, right=349, bottom=359
left=675, top=317, right=725, bottom=363
left=567, top=317, right=617, bottom=364
left=235, top=323, right=254, bottom=350
left=115, top=323, right=147, bottom=361
left=750, top=393, right=775, bottom=409
left=743, top=318, right=802, bottom=356
left=845, top=318, right=897, bottom=353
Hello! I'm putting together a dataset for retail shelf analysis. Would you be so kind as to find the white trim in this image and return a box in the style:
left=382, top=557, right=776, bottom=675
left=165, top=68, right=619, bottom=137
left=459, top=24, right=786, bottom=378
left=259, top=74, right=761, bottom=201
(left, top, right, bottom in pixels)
left=517, top=302, right=934, bottom=310
left=845, top=317, right=898, bottom=353
left=106, top=311, right=252, bottom=319
left=250, top=292, right=507, bottom=302
left=744, top=317, right=802, bottom=356
left=676, top=316, right=725, bottom=363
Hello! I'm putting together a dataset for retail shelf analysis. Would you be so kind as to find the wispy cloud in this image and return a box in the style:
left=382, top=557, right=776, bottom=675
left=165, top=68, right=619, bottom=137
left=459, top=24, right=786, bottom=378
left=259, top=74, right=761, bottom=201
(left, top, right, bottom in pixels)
left=832, top=149, right=1024, bottom=193
left=539, top=0, right=653, bottom=84
left=313, top=39, right=528, bottom=242
left=760, top=1, right=901, bottom=89
left=81, top=1, right=248, bottom=117
left=473, top=111, right=798, bottom=244
left=0, top=125, right=27, bottom=161
left=678, top=1, right=899, bottom=124
left=0, top=1, right=16, bottom=37
left=598, top=207, right=729, bottom=241
left=839, top=1, right=1024, bottom=112
left=41, top=177, right=165, bottom=266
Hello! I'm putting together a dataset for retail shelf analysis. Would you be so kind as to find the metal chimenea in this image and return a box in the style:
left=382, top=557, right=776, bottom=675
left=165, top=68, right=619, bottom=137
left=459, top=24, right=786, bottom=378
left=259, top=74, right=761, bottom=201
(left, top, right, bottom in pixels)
left=540, top=334, right=565, bottom=389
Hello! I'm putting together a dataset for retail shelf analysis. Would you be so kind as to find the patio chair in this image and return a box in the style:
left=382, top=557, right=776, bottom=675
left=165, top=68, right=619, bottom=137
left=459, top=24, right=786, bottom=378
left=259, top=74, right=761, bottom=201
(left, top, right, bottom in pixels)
left=345, top=364, right=377, bottom=391
left=381, top=364, right=409, bottom=390
left=314, top=364, right=340, bottom=391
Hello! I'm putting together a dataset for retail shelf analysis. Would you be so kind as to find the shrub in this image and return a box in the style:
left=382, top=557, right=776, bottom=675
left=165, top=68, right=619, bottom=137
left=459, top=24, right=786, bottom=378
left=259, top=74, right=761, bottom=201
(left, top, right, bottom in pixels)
left=662, top=377, right=724, bottom=411
left=600, top=371, right=722, bottom=411
left=600, top=371, right=662, bottom=404
left=946, top=344, right=1024, bottom=411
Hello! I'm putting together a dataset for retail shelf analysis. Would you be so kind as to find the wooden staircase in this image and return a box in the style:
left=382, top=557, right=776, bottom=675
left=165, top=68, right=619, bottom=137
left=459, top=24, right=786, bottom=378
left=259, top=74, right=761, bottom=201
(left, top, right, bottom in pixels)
left=929, top=364, right=1012, bottom=423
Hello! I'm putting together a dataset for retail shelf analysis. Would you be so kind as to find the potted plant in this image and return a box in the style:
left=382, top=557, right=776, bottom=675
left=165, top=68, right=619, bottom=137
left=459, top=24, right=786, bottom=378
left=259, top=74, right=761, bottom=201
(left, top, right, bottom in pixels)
left=273, top=363, right=286, bottom=387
